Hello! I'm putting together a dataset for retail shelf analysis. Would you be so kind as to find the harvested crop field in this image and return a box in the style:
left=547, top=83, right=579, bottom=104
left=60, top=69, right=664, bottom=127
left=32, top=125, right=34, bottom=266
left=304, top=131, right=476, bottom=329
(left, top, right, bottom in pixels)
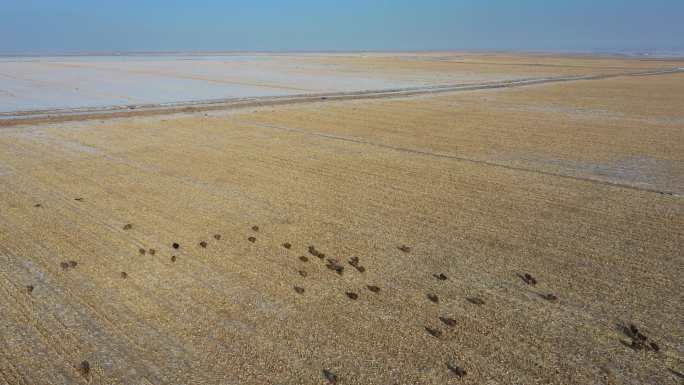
left=0, top=53, right=683, bottom=384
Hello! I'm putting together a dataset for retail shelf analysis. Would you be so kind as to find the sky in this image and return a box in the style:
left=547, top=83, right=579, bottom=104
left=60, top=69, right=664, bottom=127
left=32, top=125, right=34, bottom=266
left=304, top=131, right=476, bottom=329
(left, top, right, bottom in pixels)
left=1, top=0, right=683, bottom=54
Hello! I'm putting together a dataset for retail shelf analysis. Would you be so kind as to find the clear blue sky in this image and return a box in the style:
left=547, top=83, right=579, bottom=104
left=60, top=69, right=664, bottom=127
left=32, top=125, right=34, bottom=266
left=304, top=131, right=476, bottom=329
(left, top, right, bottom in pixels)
left=2, top=0, right=683, bottom=54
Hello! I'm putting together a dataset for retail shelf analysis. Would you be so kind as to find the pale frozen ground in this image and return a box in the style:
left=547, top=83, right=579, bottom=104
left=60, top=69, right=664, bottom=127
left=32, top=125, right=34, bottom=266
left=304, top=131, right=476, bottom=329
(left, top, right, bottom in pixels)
left=3, top=52, right=681, bottom=114
left=0, top=54, right=514, bottom=113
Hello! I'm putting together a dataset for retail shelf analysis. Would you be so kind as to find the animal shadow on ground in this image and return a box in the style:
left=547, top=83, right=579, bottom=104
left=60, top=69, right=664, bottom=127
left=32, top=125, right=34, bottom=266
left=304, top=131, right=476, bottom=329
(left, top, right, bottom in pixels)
left=425, top=327, right=442, bottom=338
left=446, top=362, right=466, bottom=377
left=348, top=256, right=366, bottom=273
left=326, top=259, right=344, bottom=275
left=518, top=273, right=537, bottom=285
left=539, top=293, right=558, bottom=302
left=79, top=361, right=90, bottom=376
left=439, top=317, right=456, bottom=327
left=617, top=322, right=660, bottom=352
left=322, top=369, right=337, bottom=384
left=308, top=245, right=325, bottom=259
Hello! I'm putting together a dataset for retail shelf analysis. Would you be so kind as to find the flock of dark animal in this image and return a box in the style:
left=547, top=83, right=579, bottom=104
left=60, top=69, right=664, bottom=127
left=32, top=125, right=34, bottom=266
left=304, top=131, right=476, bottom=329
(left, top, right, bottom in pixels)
left=25, top=201, right=663, bottom=383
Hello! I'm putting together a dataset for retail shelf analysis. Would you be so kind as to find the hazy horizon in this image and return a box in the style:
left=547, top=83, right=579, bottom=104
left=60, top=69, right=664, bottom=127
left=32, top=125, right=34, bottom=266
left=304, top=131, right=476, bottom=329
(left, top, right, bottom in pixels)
left=2, top=0, right=683, bottom=55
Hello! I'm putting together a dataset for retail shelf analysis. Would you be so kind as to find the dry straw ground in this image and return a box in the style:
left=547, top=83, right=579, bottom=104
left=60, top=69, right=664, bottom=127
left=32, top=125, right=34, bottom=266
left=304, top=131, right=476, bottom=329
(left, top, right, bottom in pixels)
left=0, top=54, right=682, bottom=384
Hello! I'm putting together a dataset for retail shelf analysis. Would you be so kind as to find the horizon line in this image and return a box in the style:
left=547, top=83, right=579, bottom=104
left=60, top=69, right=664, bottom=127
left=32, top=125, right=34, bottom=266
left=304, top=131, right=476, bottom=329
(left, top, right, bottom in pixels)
left=2, top=48, right=684, bottom=59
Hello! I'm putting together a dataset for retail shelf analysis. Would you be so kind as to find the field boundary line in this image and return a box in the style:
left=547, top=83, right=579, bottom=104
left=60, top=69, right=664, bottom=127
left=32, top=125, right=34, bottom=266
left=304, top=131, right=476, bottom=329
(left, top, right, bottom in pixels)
left=244, top=121, right=682, bottom=197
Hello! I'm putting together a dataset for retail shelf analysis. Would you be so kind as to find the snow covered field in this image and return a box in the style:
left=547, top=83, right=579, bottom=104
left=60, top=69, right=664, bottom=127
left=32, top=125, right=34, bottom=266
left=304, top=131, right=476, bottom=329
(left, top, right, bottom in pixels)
left=0, top=54, right=452, bottom=113
left=3, top=52, right=679, bottom=115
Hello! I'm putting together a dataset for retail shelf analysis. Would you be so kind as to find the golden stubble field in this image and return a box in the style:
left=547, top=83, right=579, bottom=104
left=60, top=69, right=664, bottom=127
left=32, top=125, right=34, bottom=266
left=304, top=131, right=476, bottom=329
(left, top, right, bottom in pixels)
left=0, top=54, right=682, bottom=384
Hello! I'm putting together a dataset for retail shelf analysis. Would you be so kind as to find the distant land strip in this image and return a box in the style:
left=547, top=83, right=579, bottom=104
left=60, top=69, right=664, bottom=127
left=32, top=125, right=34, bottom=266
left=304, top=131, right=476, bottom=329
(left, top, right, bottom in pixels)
left=1, top=67, right=682, bottom=127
